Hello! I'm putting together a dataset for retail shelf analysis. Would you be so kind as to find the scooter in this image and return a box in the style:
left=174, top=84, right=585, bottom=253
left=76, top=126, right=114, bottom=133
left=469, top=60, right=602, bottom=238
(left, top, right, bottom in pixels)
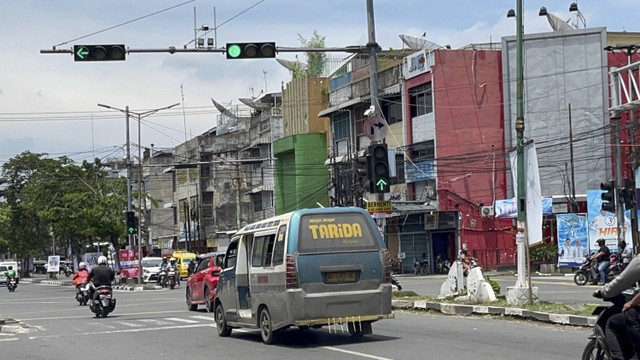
left=157, top=268, right=167, bottom=287
left=574, top=255, right=623, bottom=286
left=75, top=281, right=91, bottom=305
left=7, top=278, right=17, bottom=292
left=582, top=288, right=639, bottom=360
left=89, top=285, right=116, bottom=318
left=163, top=265, right=179, bottom=289
left=60, top=265, right=72, bottom=278
left=435, top=255, right=451, bottom=274
left=413, top=253, right=430, bottom=275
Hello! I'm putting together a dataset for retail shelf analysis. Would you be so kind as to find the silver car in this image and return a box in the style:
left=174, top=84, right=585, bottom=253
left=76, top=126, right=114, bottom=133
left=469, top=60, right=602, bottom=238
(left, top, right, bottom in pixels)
left=142, top=257, right=164, bottom=283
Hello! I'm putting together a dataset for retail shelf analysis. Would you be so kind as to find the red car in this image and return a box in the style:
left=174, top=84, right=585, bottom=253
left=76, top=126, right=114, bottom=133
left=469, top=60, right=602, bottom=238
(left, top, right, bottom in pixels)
left=186, top=252, right=225, bottom=312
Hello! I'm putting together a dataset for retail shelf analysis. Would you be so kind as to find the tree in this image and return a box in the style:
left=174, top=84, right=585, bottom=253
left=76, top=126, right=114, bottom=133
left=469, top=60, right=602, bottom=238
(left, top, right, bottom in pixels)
left=293, top=30, right=327, bottom=79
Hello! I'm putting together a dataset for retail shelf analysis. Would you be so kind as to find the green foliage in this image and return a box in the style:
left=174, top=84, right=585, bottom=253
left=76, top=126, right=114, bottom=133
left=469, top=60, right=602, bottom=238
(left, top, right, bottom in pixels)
left=485, top=277, right=501, bottom=294
left=529, top=242, right=558, bottom=263
left=291, top=30, right=327, bottom=80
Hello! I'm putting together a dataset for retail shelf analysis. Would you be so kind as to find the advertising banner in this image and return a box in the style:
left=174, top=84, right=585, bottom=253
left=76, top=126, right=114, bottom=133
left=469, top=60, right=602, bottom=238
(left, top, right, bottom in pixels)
left=556, top=214, right=589, bottom=267
left=83, top=252, right=102, bottom=272
left=495, top=197, right=553, bottom=218
left=586, top=190, right=631, bottom=253
left=119, top=249, right=139, bottom=278
left=47, top=255, right=60, bottom=273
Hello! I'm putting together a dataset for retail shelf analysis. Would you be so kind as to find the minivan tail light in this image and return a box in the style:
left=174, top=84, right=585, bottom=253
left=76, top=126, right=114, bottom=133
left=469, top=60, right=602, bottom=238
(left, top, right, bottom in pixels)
left=286, top=255, right=299, bottom=289
left=383, top=250, right=391, bottom=283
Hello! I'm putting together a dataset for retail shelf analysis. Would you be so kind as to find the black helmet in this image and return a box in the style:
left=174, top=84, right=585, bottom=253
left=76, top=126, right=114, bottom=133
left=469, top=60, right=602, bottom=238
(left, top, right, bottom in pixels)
left=8, top=265, right=12, bottom=270
left=597, top=238, right=606, bottom=246
left=620, top=240, right=627, bottom=248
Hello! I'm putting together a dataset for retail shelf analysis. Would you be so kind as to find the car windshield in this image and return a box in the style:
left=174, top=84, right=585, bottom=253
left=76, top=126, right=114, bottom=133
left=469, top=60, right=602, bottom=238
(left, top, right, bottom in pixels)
left=142, top=259, right=163, bottom=267
left=0, top=266, right=7, bottom=272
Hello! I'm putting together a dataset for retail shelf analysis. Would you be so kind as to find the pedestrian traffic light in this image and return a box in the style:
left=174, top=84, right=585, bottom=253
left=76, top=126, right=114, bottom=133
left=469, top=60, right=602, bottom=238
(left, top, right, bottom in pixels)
left=367, top=143, right=390, bottom=193
left=125, top=211, right=137, bottom=234
left=74, top=45, right=126, bottom=62
left=600, top=181, right=615, bottom=213
left=226, top=42, right=276, bottom=59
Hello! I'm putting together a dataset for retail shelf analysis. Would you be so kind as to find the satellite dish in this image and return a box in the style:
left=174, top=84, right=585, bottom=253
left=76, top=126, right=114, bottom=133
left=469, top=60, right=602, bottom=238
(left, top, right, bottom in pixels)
left=399, top=34, right=442, bottom=50
left=544, top=13, right=574, bottom=31
left=210, top=98, right=238, bottom=119
left=276, top=58, right=306, bottom=72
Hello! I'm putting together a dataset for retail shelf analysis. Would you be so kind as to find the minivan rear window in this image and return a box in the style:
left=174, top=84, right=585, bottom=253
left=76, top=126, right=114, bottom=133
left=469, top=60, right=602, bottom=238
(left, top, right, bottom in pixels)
left=298, top=212, right=379, bottom=253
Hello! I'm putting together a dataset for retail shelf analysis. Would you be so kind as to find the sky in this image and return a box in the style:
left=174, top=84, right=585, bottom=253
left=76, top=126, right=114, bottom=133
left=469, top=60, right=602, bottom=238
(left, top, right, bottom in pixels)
left=0, top=0, right=638, bottom=167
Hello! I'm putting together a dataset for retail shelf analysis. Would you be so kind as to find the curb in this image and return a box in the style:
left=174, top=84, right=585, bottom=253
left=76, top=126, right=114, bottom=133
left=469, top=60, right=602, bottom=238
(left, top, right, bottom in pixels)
left=18, top=278, right=161, bottom=291
left=391, top=299, right=595, bottom=327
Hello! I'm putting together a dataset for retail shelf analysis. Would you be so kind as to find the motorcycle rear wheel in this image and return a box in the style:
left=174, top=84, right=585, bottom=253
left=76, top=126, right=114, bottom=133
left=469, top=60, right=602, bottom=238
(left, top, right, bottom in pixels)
left=574, top=271, right=588, bottom=286
left=581, top=338, right=606, bottom=360
left=420, top=265, right=431, bottom=276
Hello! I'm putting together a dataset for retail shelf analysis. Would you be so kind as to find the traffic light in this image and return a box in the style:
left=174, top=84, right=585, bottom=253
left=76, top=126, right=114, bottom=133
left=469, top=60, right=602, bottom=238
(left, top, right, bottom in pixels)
left=621, top=179, right=636, bottom=210
left=125, top=211, right=137, bottom=234
left=367, top=143, right=390, bottom=193
left=74, top=45, right=126, bottom=62
left=600, top=181, right=615, bottom=213
left=226, top=42, right=276, bottom=59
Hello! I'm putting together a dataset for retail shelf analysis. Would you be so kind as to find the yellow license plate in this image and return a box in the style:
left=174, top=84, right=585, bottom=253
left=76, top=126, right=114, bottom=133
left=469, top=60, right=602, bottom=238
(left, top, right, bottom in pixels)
left=326, top=271, right=357, bottom=284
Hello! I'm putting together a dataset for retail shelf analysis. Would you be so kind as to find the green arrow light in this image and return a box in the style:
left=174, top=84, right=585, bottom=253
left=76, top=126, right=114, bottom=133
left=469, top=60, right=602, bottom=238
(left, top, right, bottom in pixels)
left=76, top=47, right=89, bottom=59
left=128, top=227, right=135, bottom=234
left=227, top=44, right=241, bottom=58
left=376, top=179, right=388, bottom=190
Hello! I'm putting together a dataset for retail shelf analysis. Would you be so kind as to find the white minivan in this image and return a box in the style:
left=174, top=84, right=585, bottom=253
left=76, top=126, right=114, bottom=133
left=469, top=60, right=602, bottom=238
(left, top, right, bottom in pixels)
left=214, top=207, right=393, bottom=344
left=0, top=261, right=20, bottom=284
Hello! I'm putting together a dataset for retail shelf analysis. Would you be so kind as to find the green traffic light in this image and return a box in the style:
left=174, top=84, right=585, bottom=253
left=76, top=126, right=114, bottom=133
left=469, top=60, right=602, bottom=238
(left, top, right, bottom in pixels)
left=228, top=44, right=241, bottom=58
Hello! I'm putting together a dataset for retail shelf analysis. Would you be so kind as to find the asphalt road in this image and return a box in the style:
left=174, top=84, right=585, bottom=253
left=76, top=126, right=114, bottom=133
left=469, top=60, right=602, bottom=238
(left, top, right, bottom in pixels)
left=397, top=272, right=601, bottom=304
left=1, top=281, right=591, bottom=360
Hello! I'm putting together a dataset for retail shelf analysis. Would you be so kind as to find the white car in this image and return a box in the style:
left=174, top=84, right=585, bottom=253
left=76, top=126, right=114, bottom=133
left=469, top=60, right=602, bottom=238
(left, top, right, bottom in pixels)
left=0, top=261, right=19, bottom=284
left=142, top=257, right=164, bottom=283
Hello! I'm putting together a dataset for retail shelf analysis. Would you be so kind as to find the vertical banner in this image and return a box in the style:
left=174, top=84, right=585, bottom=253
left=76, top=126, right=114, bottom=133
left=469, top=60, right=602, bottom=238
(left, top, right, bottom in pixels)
left=119, top=249, right=139, bottom=278
left=509, top=141, right=543, bottom=245
left=83, top=252, right=102, bottom=272
left=587, top=190, right=631, bottom=252
left=556, top=214, right=588, bottom=267
left=47, top=255, right=60, bottom=273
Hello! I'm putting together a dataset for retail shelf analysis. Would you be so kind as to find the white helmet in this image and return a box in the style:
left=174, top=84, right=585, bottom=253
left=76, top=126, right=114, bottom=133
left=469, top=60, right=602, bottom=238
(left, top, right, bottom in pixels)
left=98, top=256, right=107, bottom=265
left=78, top=262, right=86, bottom=270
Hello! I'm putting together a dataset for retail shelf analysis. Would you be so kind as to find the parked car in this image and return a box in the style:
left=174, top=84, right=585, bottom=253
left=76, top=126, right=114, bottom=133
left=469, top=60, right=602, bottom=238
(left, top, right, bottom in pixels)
left=142, top=257, right=164, bottom=283
left=186, top=252, right=225, bottom=312
left=33, top=260, right=47, bottom=274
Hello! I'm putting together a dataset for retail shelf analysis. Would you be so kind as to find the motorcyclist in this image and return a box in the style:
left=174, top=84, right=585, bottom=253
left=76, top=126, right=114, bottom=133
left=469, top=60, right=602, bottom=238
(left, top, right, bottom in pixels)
left=590, top=238, right=611, bottom=285
left=157, top=257, right=169, bottom=285
left=594, top=254, right=640, bottom=360
left=72, top=262, right=89, bottom=286
left=5, top=265, right=16, bottom=281
left=88, top=256, right=115, bottom=300
left=168, top=257, right=180, bottom=286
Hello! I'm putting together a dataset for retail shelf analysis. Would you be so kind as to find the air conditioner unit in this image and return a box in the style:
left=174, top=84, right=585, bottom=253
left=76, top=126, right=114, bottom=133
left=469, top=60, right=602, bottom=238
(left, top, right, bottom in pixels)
left=481, top=206, right=494, bottom=217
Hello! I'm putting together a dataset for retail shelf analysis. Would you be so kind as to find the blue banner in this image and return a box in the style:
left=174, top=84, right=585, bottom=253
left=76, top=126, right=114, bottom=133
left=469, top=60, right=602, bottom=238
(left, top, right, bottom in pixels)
left=556, top=214, right=588, bottom=267
left=494, top=197, right=553, bottom=218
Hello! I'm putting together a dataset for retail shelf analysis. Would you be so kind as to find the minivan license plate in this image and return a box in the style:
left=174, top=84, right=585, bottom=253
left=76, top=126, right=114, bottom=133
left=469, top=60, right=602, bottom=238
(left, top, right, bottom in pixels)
left=326, top=271, right=357, bottom=284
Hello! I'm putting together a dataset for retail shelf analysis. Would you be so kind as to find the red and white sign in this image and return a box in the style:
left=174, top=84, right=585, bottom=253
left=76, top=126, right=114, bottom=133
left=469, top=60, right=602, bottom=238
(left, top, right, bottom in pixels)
left=119, top=249, right=139, bottom=278
left=364, top=116, right=389, bottom=142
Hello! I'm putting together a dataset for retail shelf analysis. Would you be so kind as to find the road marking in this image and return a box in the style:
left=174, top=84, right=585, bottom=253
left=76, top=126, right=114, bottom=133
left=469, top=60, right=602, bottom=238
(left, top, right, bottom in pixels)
left=189, top=315, right=213, bottom=321
left=139, top=319, right=172, bottom=326
left=323, top=346, right=394, bottom=360
left=115, top=321, right=143, bottom=327
left=165, top=317, right=198, bottom=324
left=21, top=309, right=185, bottom=321
left=0, top=338, right=18, bottom=342
left=28, top=323, right=214, bottom=340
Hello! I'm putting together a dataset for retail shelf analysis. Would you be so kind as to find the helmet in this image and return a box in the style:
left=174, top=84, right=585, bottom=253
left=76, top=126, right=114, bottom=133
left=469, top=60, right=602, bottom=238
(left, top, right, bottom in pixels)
left=620, top=241, right=627, bottom=249
left=162, top=257, right=168, bottom=262
left=170, top=257, right=176, bottom=263
left=98, top=256, right=108, bottom=265
left=597, top=238, right=606, bottom=246
left=8, top=265, right=12, bottom=270
left=78, top=262, right=86, bottom=270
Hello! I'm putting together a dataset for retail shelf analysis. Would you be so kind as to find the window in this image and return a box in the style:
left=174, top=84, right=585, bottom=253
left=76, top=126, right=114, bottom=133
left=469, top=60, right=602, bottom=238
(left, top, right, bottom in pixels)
left=298, top=212, right=379, bottom=254
left=410, top=140, right=435, bottom=161
left=332, top=112, right=350, bottom=142
left=196, top=257, right=209, bottom=272
left=409, top=83, right=433, bottom=117
left=252, top=193, right=263, bottom=212
left=272, top=225, right=287, bottom=265
left=252, top=234, right=276, bottom=267
left=224, top=240, right=238, bottom=269
left=382, top=97, right=402, bottom=125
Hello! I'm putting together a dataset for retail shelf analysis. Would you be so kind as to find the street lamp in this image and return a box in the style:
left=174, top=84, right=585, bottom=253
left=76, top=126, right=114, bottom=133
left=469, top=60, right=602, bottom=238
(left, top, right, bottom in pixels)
left=97, top=102, right=180, bottom=284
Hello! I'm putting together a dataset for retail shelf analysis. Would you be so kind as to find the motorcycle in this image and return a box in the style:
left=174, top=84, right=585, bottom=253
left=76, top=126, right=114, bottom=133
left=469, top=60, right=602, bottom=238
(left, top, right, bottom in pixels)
left=163, top=265, right=179, bottom=289
left=391, top=272, right=402, bottom=291
left=574, top=254, right=623, bottom=286
left=582, top=288, right=639, bottom=360
left=89, top=285, right=116, bottom=318
left=413, top=252, right=430, bottom=275
left=435, top=255, right=451, bottom=274
left=60, top=264, right=72, bottom=278
left=7, top=278, right=17, bottom=292
left=157, top=267, right=168, bottom=287
left=75, top=281, right=91, bottom=305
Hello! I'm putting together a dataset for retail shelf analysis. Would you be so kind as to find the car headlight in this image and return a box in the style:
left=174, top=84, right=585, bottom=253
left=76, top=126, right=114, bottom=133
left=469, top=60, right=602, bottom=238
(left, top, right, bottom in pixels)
left=144, top=269, right=149, bottom=274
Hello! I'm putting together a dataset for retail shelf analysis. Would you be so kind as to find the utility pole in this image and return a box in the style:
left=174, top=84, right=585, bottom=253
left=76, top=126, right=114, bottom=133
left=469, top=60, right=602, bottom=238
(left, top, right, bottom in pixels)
left=506, top=0, right=538, bottom=305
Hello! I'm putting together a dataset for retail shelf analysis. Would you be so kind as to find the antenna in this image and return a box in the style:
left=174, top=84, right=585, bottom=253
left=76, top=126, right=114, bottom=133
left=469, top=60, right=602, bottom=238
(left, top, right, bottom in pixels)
left=399, top=34, right=442, bottom=50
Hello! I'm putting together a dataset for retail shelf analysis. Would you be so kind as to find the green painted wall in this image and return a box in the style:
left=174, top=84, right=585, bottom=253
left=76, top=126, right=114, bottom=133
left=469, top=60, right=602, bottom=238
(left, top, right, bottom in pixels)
left=274, top=133, right=329, bottom=214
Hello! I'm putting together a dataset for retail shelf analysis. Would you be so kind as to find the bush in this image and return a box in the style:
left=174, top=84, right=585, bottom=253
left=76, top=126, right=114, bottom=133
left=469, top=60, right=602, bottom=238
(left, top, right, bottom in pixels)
left=485, top=277, right=501, bottom=294
left=529, top=243, right=558, bottom=264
